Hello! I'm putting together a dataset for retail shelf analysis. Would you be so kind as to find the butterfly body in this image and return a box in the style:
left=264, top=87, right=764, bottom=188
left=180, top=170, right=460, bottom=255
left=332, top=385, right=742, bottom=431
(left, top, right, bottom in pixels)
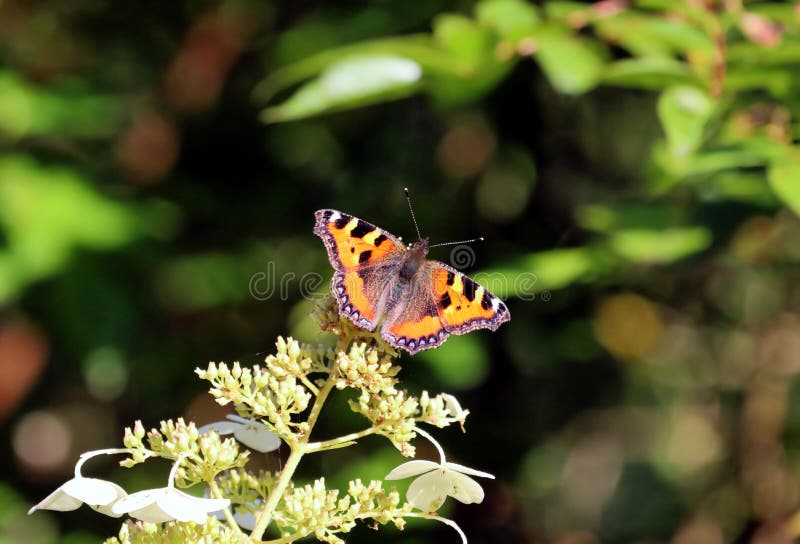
left=314, top=209, right=509, bottom=354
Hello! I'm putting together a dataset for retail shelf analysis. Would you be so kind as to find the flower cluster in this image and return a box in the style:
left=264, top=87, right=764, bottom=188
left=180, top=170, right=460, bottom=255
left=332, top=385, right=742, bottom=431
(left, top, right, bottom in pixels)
left=109, top=517, right=242, bottom=544
left=30, top=295, right=496, bottom=543
left=123, top=418, right=250, bottom=484
left=334, top=341, right=473, bottom=455
left=196, top=335, right=329, bottom=444
left=272, top=478, right=409, bottom=544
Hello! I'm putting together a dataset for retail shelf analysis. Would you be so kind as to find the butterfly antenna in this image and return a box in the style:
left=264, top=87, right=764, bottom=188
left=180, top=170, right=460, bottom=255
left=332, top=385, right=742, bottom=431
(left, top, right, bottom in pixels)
left=404, top=187, right=423, bottom=240
left=429, top=237, right=484, bottom=249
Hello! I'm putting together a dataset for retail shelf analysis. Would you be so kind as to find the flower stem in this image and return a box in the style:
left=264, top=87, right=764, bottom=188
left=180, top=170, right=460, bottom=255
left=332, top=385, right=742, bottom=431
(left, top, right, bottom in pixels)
left=74, top=448, right=134, bottom=478
left=299, top=374, right=319, bottom=396
left=406, top=512, right=467, bottom=544
left=167, top=454, right=187, bottom=488
left=249, top=335, right=350, bottom=539
left=249, top=446, right=304, bottom=539
left=208, top=479, right=242, bottom=535
left=413, top=426, right=446, bottom=465
left=306, top=426, right=379, bottom=453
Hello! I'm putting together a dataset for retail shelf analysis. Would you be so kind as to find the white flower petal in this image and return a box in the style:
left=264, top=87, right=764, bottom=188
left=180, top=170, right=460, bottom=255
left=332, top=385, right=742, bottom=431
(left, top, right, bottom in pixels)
left=233, top=511, right=257, bottom=530
left=63, top=477, right=125, bottom=506
left=87, top=482, right=127, bottom=517
left=198, top=421, right=240, bottom=436
left=112, top=489, right=160, bottom=516
left=385, top=460, right=440, bottom=480
left=441, top=394, right=465, bottom=417
left=234, top=425, right=281, bottom=453
left=128, top=502, right=176, bottom=523
left=157, top=490, right=208, bottom=523
left=444, top=462, right=495, bottom=480
left=91, top=502, right=126, bottom=518
left=28, top=487, right=83, bottom=514
left=443, top=470, right=485, bottom=505
left=406, top=469, right=449, bottom=511
left=185, top=492, right=230, bottom=514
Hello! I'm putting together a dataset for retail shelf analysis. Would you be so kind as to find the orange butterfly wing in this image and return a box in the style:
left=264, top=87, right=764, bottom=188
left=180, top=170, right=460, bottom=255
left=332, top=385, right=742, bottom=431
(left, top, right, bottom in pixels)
left=314, top=209, right=403, bottom=330
left=380, top=271, right=448, bottom=354
left=431, top=263, right=510, bottom=335
left=314, top=209, right=511, bottom=355
left=381, top=263, right=510, bottom=354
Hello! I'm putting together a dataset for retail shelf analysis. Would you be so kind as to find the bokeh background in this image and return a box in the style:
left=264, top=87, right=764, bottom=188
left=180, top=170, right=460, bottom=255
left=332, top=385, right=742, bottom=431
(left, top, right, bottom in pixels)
left=4, top=0, right=800, bottom=542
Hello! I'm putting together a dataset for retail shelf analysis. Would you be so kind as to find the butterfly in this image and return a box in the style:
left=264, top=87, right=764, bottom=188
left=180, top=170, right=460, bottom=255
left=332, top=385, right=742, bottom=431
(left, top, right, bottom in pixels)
left=314, top=208, right=510, bottom=354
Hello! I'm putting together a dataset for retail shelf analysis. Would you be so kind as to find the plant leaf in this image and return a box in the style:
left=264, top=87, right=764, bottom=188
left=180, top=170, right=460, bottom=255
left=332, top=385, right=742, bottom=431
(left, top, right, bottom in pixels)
left=657, top=85, right=713, bottom=160
left=534, top=28, right=606, bottom=94
left=261, top=56, right=422, bottom=123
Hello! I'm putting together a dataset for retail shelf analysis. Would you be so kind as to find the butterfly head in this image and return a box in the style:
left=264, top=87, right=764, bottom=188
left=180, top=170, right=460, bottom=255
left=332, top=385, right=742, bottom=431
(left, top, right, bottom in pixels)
left=406, top=237, right=430, bottom=256
left=399, top=237, right=429, bottom=281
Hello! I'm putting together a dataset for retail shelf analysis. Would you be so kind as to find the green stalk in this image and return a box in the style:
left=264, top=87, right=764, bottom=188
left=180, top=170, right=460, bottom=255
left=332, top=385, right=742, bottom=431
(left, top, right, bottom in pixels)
left=249, top=336, right=350, bottom=540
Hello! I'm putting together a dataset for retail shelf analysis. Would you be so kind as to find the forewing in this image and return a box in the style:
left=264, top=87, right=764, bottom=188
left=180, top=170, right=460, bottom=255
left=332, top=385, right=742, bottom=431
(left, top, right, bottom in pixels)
left=315, top=209, right=405, bottom=331
left=313, top=209, right=403, bottom=271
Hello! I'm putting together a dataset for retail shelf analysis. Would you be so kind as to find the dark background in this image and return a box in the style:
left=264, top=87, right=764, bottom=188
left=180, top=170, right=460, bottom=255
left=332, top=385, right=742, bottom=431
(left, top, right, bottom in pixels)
left=3, top=1, right=800, bottom=543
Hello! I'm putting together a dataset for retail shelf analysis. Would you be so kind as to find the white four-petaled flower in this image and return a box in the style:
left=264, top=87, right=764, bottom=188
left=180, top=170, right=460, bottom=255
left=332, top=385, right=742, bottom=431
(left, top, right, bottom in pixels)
left=199, top=414, right=282, bottom=453
left=28, top=476, right=127, bottom=517
left=112, top=487, right=230, bottom=523
left=385, top=459, right=495, bottom=512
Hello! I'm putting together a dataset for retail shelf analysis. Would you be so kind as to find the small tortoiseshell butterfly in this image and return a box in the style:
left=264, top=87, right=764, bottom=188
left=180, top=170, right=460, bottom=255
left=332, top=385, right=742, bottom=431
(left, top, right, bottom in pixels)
left=314, top=204, right=510, bottom=355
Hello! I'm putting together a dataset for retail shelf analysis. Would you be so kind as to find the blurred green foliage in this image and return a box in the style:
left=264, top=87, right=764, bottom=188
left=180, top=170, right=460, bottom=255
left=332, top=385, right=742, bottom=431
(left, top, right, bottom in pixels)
left=5, top=0, right=800, bottom=543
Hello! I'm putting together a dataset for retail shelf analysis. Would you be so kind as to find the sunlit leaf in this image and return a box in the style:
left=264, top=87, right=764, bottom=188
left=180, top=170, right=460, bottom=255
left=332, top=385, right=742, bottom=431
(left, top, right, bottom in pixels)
left=0, top=155, right=159, bottom=302
left=657, top=85, right=713, bottom=160
left=726, top=66, right=793, bottom=97
left=534, top=27, right=606, bottom=94
left=608, top=227, right=711, bottom=264
left=695, top=172, right=778, bottom=206
left=602, top=58, right=696, bottom=90
left=254, top=36, right=463, bottom=103
left=595, top=14, right=714, bottom=59
left=418, top=334, right=489, bottom=390
left=433, top=14, right=495, bottom=66
left=0, top=71, right=123, bottom=140
left=492, top=247, right=602, bottom=293
left=475, top=0, right=540, bottom=41
left=543, top=2, right=593, bottom=22
left=684, top=149, right=771, bottom=176
left=767, top=149, right=800, bottom=215
left=576, top=203, right=684, bottom=233
left=261, top=56, right=422, bottom=123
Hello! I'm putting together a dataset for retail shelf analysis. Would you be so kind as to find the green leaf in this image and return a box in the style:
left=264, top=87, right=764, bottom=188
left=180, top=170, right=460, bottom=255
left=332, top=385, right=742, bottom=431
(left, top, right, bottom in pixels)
left=429, top=13, right=512, bottom=104
left=534, top=28, right=606, bottom=95
left=657, top=85, right=713, bottom=160
left=261, top=56, right=422, bottom=123
left=726, top=66, right=794, bottom=98
left=254, top=36, right=454, bottom=103
left=595, top=14, right=714, bottom=59
left=493, top=247, right=601, bottom=292
left=434, top=14, right=495, bottom=66
left=543, top=2, right=593, bottom=22
left=608, top=227, right=711, bottom=264
left=601, top=58, right=696, bottom=90
left=0, top=155, right=150, bottom=302
left=0, top=71, right=123, bottom=140
left=475, top=0, right=540, bottom=41
left=768, top=149, right=800, bottom=215
left=695, top=172, right=779, bottom=207
left=418, top=334, right=489, bottom=390
left=576, top=203, right=684, bottom=233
